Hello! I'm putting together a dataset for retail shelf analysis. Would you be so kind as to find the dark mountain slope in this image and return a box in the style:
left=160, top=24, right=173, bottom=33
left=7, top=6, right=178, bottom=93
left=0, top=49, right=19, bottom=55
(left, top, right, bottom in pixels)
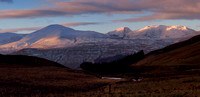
left=81, top=50, right=145, bottom=74
left=130, top=34, right=200, bottom=77
left=0, top=54, right=117, bottom=97
left=133, top=34, right=200, bottom=66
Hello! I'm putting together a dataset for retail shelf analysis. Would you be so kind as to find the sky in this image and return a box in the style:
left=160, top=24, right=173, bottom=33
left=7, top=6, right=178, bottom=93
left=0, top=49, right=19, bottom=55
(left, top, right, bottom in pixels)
left=0, top=0, right=200, bottom=34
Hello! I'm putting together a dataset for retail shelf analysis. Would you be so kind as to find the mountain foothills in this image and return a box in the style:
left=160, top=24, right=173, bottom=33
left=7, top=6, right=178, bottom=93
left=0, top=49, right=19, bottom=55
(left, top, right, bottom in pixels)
left=0, top=25, right=199, bottom=68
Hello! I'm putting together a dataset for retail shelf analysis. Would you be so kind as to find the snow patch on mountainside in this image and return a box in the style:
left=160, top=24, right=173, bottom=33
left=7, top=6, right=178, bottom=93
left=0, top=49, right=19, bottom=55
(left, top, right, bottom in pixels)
left=0, top=32, right=26, bottom=45
left=107, top=27, right=132, bottom=39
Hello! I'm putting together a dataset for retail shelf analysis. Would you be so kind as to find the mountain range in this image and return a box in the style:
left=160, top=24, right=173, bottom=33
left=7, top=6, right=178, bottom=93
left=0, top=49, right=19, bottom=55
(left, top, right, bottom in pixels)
left=1, top=30, right=200, bottom=97
left=0, top=24, right=199, bottom=68
left=108, top=25, right=196, bottom=39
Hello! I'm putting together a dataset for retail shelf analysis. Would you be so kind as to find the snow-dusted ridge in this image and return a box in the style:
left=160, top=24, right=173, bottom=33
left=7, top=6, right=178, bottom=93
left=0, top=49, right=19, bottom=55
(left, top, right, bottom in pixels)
left=107, top=27, right=132, bottom=39
left=131, top=25, right=196, bottom=39
left=107, top=25, right=198, bottom=40
left=0, top=32, right=26, bottom=45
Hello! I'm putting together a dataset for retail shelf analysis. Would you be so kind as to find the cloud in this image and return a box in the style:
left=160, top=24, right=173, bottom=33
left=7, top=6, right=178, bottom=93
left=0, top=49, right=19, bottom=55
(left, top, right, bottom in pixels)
left=0, top=0, right=200, bottom=22
left=0, top=0, right=140, bottom=19
left=0, top=0, right=12, bottom=3
left=60, top=22, right=100, bottom=26
left=115, top=12, right=200, bottom=22
left=114, top=0, right=200, bottom=22
left=0, top=22, right=100, bottom=33
left=114, top=13, right=200, bottom=22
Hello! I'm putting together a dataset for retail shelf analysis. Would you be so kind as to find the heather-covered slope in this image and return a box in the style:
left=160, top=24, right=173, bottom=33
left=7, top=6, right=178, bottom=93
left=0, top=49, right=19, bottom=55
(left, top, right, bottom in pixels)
left=128, top=34, right=200, bottom=77
left=133, top=34, right=200, bottom=67
left=0, top=54, right=118, bottom=97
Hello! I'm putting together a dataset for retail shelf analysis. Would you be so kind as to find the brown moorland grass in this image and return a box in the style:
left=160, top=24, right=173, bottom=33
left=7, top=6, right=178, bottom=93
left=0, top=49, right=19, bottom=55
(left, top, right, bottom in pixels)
left=133, top=35, right=200, bottom=67
left=81, top=74, right=200, bottom=97
left=3, top=65, right=199, bottom=97
left=0, top=65, right=123, bottom=97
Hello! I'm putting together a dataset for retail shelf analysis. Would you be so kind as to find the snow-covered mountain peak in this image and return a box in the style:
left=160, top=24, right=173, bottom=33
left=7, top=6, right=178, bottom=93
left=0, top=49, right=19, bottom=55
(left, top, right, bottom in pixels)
left=115, top=27, right=131, bottom=32
left=107, top=27, right=132, bottom=38
left=45, top=24, right=71, bottom=29
left=38, top=24, right=75, bottom=33
left=137, top=25, right=193, bottom=32
left=138, top=25, right=167, bottom=32
left=166, top=25, right=188, bottom=31
left=131, top=25, right=197, bottom=39
left=0, top=24, right=107, bottom=52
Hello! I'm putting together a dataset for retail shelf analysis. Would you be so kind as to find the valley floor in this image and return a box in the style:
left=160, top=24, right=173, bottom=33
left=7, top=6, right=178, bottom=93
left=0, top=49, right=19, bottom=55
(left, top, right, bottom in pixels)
left=0, top=65, right=118, bottom=97
left=82, top=74, right=200, bottom=97
left=0, top=64, right=200, bottom=97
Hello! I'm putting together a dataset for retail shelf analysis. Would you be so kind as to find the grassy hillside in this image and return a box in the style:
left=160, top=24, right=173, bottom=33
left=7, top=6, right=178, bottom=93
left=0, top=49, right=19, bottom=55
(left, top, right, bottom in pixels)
left=0, top=55, right=120, bottom=97
left=128, top=35, right=200, bottom=77
left=134, top=35, right=200, bottom=67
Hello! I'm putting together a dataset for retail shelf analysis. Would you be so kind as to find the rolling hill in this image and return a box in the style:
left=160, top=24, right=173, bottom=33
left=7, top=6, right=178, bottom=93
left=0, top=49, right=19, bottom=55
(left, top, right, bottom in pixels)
left=133, top=34, right=200, bottom=66
left=0, top=54, right=119, bottom=97
left=129, top=34, right=200, bottom=77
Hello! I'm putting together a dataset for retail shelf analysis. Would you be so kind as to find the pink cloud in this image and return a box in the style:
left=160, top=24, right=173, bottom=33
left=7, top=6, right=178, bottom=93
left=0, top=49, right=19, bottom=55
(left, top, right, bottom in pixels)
left=0, top=0, right=140, bottom=19
left=0, top=0, right=200, bottom=22
left=60, top=22, right=100, bottom=26
left=114, top=0, right=200, bottom=22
